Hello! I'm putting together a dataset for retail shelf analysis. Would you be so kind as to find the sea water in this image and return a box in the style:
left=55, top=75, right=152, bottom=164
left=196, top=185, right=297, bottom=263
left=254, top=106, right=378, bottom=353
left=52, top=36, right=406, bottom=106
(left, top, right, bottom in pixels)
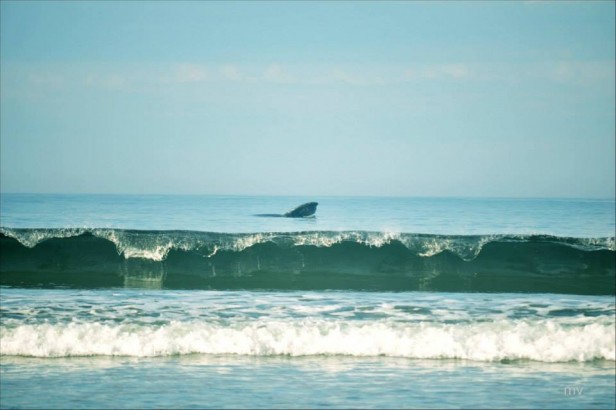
left=1, top=194, right=614, bottom=409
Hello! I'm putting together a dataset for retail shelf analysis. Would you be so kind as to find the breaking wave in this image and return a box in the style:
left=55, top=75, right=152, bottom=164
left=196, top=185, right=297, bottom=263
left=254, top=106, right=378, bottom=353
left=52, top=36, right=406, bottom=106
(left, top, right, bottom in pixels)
left=1, top=228, right=614, bottom=294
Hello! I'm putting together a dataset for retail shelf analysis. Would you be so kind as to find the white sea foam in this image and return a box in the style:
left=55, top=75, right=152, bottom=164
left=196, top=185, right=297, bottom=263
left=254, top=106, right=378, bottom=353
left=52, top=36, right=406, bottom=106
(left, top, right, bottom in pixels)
left=289, top=231, right=399, bottom=248
left=230, top=233, right=275, bottom=251
left=411, top=235, right=495, bottom=261
left=92, top=229, right=198, bottom=261
left=1, top=319, right=613, bottom=362
left=577, top=236, right=615, bottom=252
left=0, top=227, right=87, bottom=248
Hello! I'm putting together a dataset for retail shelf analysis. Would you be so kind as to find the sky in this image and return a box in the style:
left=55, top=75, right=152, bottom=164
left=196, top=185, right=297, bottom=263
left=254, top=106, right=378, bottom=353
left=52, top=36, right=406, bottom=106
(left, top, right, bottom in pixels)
left=1, top=1, right=614, bottom=198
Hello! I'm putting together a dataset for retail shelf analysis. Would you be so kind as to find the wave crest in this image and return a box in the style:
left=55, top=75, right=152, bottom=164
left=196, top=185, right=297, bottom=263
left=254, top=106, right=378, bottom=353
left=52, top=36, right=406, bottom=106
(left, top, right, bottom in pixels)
left=2, top=227, right=613, bottom=261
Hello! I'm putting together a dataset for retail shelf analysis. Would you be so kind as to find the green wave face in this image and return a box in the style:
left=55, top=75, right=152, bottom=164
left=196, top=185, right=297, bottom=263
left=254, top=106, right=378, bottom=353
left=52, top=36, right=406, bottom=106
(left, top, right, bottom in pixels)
left=1, top=228, right=614, bottom=294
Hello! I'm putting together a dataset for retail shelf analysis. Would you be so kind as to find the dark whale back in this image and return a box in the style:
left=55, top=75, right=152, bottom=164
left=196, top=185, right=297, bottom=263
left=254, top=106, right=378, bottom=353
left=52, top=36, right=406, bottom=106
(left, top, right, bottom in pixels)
left=283, top=202, right=318, bottom=218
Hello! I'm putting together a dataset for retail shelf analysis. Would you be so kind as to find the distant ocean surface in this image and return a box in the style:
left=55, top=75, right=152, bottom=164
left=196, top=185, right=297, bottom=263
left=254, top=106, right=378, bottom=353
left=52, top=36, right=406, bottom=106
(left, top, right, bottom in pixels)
left=1, top=194, right=614, bottom=409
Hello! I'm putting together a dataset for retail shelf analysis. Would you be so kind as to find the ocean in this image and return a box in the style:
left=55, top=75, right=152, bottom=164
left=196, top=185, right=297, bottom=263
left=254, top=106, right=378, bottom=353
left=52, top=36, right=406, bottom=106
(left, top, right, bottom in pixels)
left=0, top=194, right=614, bottom=409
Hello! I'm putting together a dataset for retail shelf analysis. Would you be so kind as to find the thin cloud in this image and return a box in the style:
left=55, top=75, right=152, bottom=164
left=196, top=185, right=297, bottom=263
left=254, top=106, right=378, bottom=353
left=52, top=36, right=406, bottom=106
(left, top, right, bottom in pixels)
left=547, top=60, right=614, bottom=85
left=331, top=68, right=368, bottom=86
left=84, top=73, right=126, bottom=89
left=469, top=60, right=615, bottom=85
left=28, top=72, right=65, bottom=88
left=403, top=63, right=471, bottom=81
left=219, top=64, right=247, bottom=82
left=19, top=60, right=610, bottom=96
left=263, top=63, right=296, bottom=84
left=172, top=64, right=208, bottom=83
left=440, top=64, right=470, bottom=79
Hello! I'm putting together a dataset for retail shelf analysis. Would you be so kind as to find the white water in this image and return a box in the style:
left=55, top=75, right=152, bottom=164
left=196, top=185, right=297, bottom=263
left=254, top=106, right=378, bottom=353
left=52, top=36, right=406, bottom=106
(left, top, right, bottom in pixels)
left=2, top=289, right=613, bottom=362
left=2, top=318, right=614, bottom=361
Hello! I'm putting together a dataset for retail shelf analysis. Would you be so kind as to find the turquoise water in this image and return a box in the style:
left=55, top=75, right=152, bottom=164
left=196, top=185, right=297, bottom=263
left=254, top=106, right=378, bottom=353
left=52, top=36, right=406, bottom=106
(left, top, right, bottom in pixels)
left=1, top=194, right=614, bottom=408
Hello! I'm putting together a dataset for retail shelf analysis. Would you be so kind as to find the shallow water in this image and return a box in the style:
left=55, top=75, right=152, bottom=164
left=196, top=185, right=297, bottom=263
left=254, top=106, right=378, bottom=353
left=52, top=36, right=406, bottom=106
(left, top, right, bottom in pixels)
left=2, top=355, right=614, bottom=409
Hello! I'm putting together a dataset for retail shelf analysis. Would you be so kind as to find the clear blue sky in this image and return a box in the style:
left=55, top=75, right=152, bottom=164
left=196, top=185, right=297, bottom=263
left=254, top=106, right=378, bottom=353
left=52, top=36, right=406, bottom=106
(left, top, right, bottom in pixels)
left=1, top=1, right=614, bottom=197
